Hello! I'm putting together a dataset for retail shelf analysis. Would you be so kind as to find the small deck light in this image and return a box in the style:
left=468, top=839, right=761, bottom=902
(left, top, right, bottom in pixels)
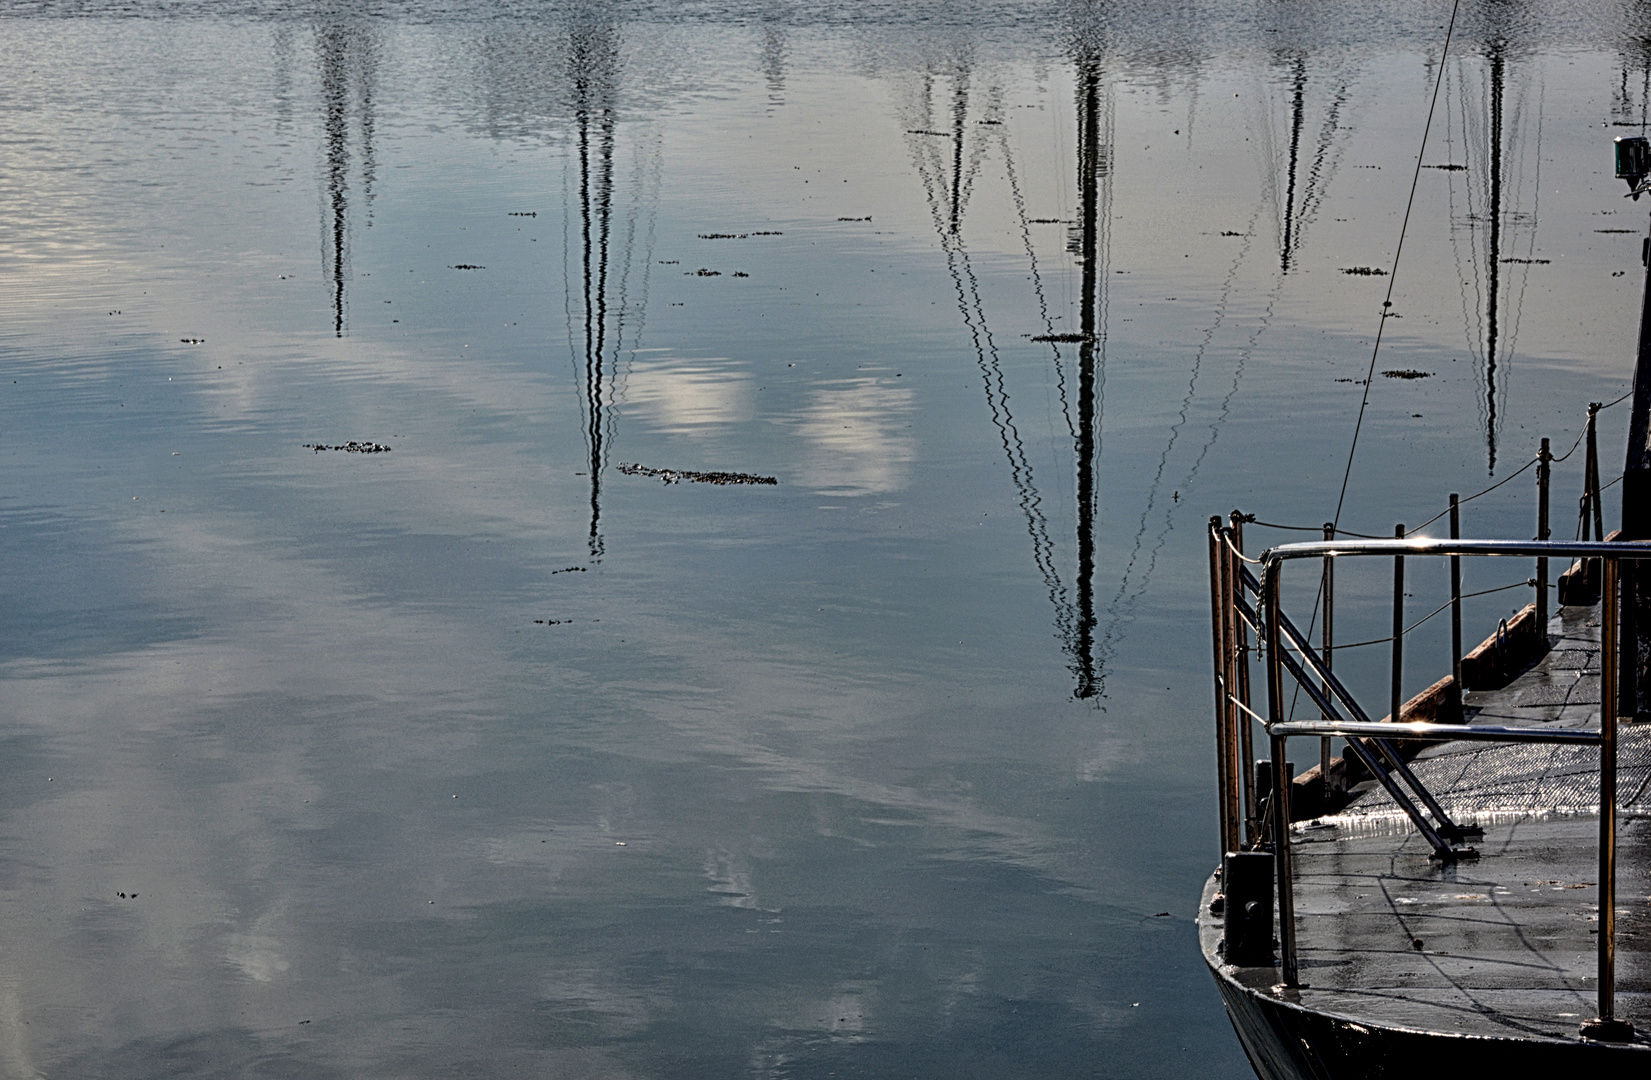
left=1616, top=135, right=1651, bottom=198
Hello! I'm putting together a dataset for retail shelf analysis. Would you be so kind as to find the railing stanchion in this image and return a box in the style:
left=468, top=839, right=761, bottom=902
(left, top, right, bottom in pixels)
left=1224, top=531, right=1245, bottom=855
left=1321, top=523, right=1334, bottom=798
left=1225, top=529, right=1245, bottom=854
left=1450, top=496, right=1463, bottom=693
left=1601, top=554, right=1619, bottom=1023
left=1538, top=438, right=1552, bottom=636
left=1391, top=524, right=1406, bottom=723
left=1587, top=404, right=1604, bottom=542
left=1233, top=512, right=1256, bottom=846
left=1263, top=558, right=1298, bottom=986
left=1208, top=519, right=1233, bottom=856
left=1583, top=556, right=1633, bottom=1040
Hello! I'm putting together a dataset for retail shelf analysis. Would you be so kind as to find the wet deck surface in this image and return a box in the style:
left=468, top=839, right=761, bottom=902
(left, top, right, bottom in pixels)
left=1200, top=602, right=1651, bottom=1044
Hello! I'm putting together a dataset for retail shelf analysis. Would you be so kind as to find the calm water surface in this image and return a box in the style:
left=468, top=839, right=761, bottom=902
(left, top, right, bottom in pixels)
left=3, top=2, right=1650, bottom=1076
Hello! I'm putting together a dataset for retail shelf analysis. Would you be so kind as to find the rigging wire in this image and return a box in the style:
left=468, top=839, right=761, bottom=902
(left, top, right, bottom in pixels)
left=1281, top=1, right=1462, bottom=723
left=1329, top=578, right=1538, bottom=650
left=1246, top=388, right=1633, bottom=538
left=1328, top=0, right=1462, bottom=535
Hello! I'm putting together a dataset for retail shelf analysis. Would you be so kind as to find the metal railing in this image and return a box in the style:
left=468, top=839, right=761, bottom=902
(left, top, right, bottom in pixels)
left=1209, top=525, right=1651, bottom=1040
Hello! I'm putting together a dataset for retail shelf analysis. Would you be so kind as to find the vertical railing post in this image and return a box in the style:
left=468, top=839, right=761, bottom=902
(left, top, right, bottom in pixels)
left=1223, top=528, right=1245, bottom=855
left=1226, top=530, right=1244, bottom=855
left=1321, top=523, right=1334, bottom=798
left=1538, top=438, right=1552, bottom=635
left=1208, top=518, right=1234, bottom=857
left=1450, top=496, right=1463, bottom=693
left=1583, top=556, right=1633, bottom=1041
left=1391, top=524, right=1406, bottom=723
left=1587, top=404, right=1604, bottom=542
left=1600, top=555, right=1619, bottom=1021
left=1232, top=512, right=1256, bottom=846
left=1263, top=558, right=1297, bottom=987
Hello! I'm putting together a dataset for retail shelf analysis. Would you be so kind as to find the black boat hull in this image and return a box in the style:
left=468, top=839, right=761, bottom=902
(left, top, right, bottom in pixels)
left=1200, top=871, right=1651, bottom=1079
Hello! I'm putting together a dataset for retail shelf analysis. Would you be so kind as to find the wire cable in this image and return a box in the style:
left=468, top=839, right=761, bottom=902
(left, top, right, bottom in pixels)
left=1324, top=578, right=1536, bottom=649
left=1328, top=0, right=1462, bottom=535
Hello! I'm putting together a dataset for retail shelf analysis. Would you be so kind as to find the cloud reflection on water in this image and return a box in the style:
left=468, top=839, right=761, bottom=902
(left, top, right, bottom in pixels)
left=622, top=357, right=755, bottom=434
left=794, top=377, right=915, bottom=496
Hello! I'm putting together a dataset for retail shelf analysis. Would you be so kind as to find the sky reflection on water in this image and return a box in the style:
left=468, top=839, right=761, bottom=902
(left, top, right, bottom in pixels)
left=3, top=2, right=1651, bottom=1076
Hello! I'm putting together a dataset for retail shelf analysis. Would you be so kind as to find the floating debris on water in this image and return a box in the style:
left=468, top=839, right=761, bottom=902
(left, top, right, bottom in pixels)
left=550, top=566, right=587, bottom=575
left=837, top=216, right=871, bottom=222
left=450, top=264, right=485, bottom=270
left=1219, top=230, right=1245, bottom=237
left=698, top=233, right=746, bottom=239
left=180, top=338, right=206, bottom=344
left=750, top=231, right=783, bottom=236
left=1381, top=369, right=1431, bottom=380
left=507, top=211, right=537, bottom=217
left=690, top=268, right=721, bottom=276
left=1342, top=266, right=1388, bottom=276
left=303, top=441, right=393, bottom=453
left=906, top=129, right=949, bottom=136
left=619, top=462, right=777, bottom=486
left=1031, top=333, right=1091, bottom=343
left=1596, top=229, right=1639, bottom=234
left=658, top=260, right=679, bottom=265
left=1426, top=163, right=1467, bottom=170
left=732, top=272, right=749, bottom=277
left=532, top=619, right=568, bottom=625
left=1502, top=257, right=1551, bottom=264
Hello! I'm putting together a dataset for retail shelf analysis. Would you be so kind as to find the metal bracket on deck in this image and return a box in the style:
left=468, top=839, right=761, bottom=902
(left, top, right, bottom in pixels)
left=1232, top=589, right=1478, bottom=860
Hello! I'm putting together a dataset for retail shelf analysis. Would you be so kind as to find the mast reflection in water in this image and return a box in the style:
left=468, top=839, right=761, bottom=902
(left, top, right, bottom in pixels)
left=566, top=11, right=621, bottom=561
left=1071, top=29, right=1108, bottom=699
left=561, top=11, right=661, bottom=564
left=1443, top=20, right=1543, bottom=474
left=315, top=17, right=378, bottom=339
left=903, top=23, right=1112, bottom=700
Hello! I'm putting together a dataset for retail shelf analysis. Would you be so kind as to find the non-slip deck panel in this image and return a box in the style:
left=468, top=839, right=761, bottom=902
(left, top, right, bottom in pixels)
left=1203, top=600, right=1651, bottom=1066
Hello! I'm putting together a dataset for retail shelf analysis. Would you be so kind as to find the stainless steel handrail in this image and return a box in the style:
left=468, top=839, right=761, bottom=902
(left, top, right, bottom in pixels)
left=1268, top=719, right=1603, bottom=744
left=1210, top=530, right=1651, bottom=1039
left=1261, top=537, right=1651, bottom=561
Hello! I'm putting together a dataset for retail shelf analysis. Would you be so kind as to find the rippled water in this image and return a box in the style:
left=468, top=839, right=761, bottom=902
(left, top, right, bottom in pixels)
left=2, top=2, right=1649, bottom=1076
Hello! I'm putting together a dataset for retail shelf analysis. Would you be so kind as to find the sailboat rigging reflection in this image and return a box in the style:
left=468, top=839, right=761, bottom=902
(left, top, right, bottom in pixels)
left=902, top=38, right=1111, bottom=698
left=314, top=17, right=379, bottom=339
left=901, top=25, right=1360, bottom=700
left=566, top=14, right=621, bottom=561
left=1441, top=30, right=1543, bottom=474
left=1265, top=51, right=1349, bottom=277
left=561, top=11, right=661, bottom=563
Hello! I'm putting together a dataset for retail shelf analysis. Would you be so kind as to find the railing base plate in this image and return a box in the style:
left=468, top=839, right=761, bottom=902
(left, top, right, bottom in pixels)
left=1580, top=1017, right=1636, bottom=1042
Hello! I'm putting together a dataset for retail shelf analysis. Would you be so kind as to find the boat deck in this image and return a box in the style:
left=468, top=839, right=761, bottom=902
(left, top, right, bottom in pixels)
left=1198, top=601, right=1651, bottom=1046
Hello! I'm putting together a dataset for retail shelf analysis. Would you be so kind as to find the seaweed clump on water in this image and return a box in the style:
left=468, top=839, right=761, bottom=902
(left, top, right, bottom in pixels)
left=619, top=463, right=776, bottom=486
left=304, top=441, right=392, bottom=453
